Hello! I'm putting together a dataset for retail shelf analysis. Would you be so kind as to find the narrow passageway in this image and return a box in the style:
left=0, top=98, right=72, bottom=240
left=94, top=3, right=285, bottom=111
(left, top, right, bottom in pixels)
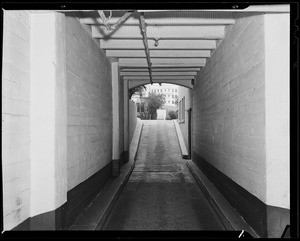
left=101, top=120, right=224, bottom=230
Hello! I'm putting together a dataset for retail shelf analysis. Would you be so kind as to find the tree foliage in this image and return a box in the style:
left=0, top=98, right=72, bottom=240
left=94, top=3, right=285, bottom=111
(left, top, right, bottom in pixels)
left=145, top=92, right=165, bottom=119
left=167, top=110, right=178, bottom=120
left=129, top=85, right=146, bottom=99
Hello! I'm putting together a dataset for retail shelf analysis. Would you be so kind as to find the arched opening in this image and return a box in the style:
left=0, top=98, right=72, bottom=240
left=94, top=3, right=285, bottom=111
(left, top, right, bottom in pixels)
left=127, top=82, right=192, bottom=159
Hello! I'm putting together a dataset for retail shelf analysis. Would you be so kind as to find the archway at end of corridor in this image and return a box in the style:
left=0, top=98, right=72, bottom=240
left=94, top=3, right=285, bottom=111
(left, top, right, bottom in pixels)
left=129, top=82, right=192, bottom=159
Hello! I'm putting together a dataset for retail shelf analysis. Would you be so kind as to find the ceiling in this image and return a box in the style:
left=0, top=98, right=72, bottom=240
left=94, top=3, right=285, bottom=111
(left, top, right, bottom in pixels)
left=63, top=5, right=289, bottom=89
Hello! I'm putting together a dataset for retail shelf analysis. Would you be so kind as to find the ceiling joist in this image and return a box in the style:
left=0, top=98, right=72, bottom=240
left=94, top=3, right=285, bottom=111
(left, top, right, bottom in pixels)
left=123, top=76, right=194, bottom=80
left=120, top=68, right=201, bottom=72
left=120, top=71, right=197, bottom=76
left=92, top=25, right=225, bottom=39
left=106, top=50, right=211, bottom=58
left=100, top=39, right=216, bottom=49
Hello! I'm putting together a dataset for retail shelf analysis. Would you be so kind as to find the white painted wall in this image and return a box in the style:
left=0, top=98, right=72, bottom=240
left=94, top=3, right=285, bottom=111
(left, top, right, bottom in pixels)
left=193, top=14, right=267, bottom=202
left=193, top=12, right=290, bottom=210
left=264, top=13, right=290, bottom=209
left=2, top=10, right=31, bottom=230
left=65, top=16, right=112, bottom=191
left=30, top=12, right=67, bottom=217
left=178, top=86, right=192, bottom=150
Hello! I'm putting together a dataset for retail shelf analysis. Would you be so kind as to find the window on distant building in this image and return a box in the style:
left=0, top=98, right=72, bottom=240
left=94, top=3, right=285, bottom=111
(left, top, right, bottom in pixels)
left=172, top=95, right=174, bottom=98
left=172, top=100, right=174, bottom=104
left=175, top=89, right=177, bottom=92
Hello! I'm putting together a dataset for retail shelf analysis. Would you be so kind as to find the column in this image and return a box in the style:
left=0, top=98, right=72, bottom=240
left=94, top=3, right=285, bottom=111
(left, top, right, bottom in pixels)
left=111, top=61, right=120, bottom=176
left=123, top=79, right=129, bottom=163
left=30, top=12, right=67, bottom=229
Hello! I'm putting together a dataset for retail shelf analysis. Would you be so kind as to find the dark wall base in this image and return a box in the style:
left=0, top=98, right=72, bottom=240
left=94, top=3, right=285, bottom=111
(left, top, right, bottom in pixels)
left=267, top=205, right=290, bottom=238
left=65, top=161, right=112, bottom=228
left=122, top=151, right=129, bottom=164
left=112, top=151, right=128, bottom=176
left=12, top=203, right=67, bottom=230
left=13, top=161, right=112, bottom=230
left=192, top=151, right=289, bottom=238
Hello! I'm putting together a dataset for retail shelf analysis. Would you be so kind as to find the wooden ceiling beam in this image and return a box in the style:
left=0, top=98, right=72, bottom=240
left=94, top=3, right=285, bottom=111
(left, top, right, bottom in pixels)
left=92, top=25, right=225, bottom=39
left=106, top=49, right=211, bottom=58
left=120, top=67, right=201, bottom=72
left=123, top=76, right=194, bottom=80
left=100, top=39, right=216, bottom=49
left=120, top=71, right=197, bottom=76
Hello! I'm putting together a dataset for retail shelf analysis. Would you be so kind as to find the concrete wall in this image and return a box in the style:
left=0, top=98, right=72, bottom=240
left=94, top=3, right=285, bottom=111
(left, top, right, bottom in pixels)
left=193, top=14, right=266, bottom=202
left=2, top=10, right=31, bottom=230
left=178, top=86, right=192, bottom=151
left=65, top=16, right=112, bottom=191
left=264, top=13, right=289, bottom=210
left=129, top=100, right=137, bottom=145
left=30, top=11, right=68, bottom=221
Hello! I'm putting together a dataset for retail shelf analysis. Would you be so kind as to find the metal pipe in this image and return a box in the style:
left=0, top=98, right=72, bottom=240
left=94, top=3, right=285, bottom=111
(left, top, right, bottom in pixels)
left=138, top=12, right=153, bottom=85
left=110, top=11, right=134, bottom=31
left=98, top=10, right=134, bottom=32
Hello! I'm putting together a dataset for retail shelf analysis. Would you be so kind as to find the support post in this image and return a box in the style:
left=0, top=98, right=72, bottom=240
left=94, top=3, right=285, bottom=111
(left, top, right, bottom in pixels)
left=30, top=12, right=67, bottom=229
left=111, top=61, right=120, bottom=176
left=123, top=79, right=129, bottom=163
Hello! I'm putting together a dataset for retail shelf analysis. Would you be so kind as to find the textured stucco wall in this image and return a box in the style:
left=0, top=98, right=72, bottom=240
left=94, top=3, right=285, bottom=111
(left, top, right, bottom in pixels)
left=193, top=14, right=266, bottom=203
left=264, top=13, right=289, bottom=209
left=178, top=86, right=192, bottom=151
left=65, top=16, right=112, bottom=191
left=2, top=10, right=31, bottom=230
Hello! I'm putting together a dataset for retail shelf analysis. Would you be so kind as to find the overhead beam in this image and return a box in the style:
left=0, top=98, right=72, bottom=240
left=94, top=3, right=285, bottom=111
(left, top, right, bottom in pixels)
left=119, top=63, right=205, bottom=67
left=136, top=5, right=290, bottom=12
left=128, top=79, right=193, bottom=89
left=120, top=71, right=197, bottom=76
left=120, top=67, right=201, bottom=72
left=92, top=25, right=225, bottom=39
left=100, top=39, right=216, bottom=49
left=106, top=50, right=211, bottom=58
left=81, top=17, right=235, bottom=25
left=123, top=76, right=194, bottom=80
left=119, top=58, right=206, bottom=65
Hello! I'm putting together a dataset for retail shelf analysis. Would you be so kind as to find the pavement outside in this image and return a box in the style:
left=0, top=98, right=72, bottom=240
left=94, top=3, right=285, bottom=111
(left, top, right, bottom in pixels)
left=101, top=120, right=225, bottom=230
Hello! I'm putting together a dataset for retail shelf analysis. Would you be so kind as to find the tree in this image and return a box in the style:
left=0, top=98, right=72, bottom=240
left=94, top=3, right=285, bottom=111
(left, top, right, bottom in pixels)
left=128, top=85, right=146, bottom=99
left=145, top=92, right=165, bottom=119
left=167, top=110, right=178, bottom=120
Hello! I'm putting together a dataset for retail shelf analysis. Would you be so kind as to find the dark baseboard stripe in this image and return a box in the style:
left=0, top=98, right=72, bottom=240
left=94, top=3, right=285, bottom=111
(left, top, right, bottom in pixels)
left=123, top=151, right=129, bottom=164
left=192, top=151, right=290, bottom=237
left=12, top=202, right=67, bottom=230
left=12, top=162, right=112, bottom=230
left=65, top=161, right=112, bottom=228
left=193, top=151, right=267, bottom=237
left=267, top=205, right=290, bottom=238
left=12, top=218, right=30, bottom=230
